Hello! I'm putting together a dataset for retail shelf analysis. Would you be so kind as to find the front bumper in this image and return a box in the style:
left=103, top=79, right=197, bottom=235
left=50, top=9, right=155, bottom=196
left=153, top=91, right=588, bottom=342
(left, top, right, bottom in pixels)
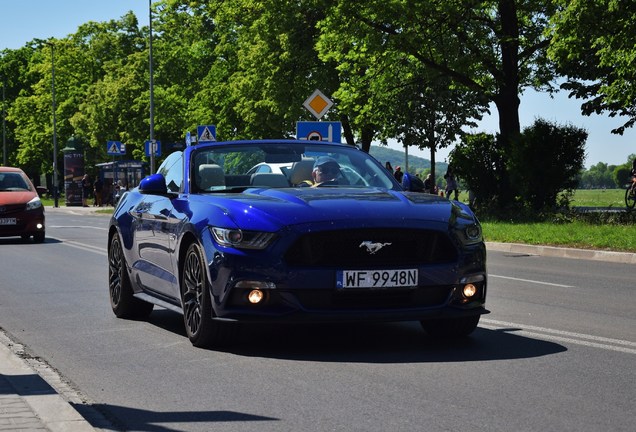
left=0, top=211, right=45, bottom=238
left=207, top=261, right=488, bottom=324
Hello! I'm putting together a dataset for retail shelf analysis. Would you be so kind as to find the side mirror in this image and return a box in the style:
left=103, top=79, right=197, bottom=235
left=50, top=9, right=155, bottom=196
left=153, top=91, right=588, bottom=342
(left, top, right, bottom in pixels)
left=139, top=173, right=168, bottom=195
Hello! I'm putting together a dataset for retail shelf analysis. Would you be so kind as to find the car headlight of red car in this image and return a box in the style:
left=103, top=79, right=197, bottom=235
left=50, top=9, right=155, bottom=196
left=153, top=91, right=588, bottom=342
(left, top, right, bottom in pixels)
left=26, top=196, right=43, bottom=211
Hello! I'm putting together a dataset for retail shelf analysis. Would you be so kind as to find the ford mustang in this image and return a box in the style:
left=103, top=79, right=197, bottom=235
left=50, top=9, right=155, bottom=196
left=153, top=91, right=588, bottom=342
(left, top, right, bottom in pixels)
left=108, top=139, right=488, bottom=347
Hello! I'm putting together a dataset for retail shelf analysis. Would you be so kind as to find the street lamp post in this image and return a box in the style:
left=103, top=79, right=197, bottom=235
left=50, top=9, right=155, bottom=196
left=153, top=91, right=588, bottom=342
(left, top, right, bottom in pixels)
left=149, top=0, right=156, bottom=174
left=2, top=79, right=6, bottom=167
left=49, top=42, right=59, bottom=207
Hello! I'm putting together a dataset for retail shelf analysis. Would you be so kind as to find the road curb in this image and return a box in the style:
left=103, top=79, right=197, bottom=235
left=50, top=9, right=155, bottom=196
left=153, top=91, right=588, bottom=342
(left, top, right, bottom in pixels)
left=0, top=329, right=97, bottom=432
left=487, top=241, right=636, bottom=264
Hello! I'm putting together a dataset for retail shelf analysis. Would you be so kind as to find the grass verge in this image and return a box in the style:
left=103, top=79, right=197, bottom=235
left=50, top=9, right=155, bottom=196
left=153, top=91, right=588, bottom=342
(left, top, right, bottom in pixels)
left=481, top=220, right=636, bottom=253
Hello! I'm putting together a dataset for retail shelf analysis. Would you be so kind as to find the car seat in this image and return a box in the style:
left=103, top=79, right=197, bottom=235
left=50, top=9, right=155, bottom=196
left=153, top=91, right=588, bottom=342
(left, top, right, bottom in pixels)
left=289, top=159, right=315, bottom=186
left=198, top=164, right=225, bottom=190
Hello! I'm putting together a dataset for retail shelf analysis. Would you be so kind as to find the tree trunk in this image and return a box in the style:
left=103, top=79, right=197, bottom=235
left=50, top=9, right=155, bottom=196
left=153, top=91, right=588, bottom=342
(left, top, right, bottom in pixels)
left=340, top=114, right=356, bottom=147
left=494, top=0, right=522, bottom=206
left=427, top=126, right=437, bottom=186
left=359, top=124, right=374, bottom=153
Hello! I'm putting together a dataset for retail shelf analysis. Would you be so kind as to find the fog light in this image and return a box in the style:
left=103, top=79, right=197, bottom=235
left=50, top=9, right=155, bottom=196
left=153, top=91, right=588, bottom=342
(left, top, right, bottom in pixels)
left=462, top=283, right=478, bottom=298
left=247, top=289, right=264, bottom=304
left=36, top=223, right=44, bottom=230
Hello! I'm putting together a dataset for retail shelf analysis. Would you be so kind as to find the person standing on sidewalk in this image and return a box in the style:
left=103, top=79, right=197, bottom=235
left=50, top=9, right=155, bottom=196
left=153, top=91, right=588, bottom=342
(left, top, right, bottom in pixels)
left=81, top=174, right=91, bottom=207
left=93, top=176, right=103, bottom=207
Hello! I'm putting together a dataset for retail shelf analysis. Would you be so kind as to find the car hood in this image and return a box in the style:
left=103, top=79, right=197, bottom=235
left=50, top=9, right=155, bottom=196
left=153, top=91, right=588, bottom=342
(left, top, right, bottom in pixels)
left=190, top=188, right=474, bottom=231
left=0, top=190, right=38, bottom=205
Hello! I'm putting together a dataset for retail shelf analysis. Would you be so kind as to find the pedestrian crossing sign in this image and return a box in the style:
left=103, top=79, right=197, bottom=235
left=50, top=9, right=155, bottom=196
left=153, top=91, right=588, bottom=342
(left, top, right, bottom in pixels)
left=197, top=125, right=217, bottom=143
left=106, top=141, right=125, bottom=155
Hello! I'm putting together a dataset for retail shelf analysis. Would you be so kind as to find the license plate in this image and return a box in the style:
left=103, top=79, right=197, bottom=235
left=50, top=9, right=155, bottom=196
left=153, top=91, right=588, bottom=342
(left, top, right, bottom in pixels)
left=337, top=269, right=418, bottom=289
left=0, top=218, right=16, bottom=225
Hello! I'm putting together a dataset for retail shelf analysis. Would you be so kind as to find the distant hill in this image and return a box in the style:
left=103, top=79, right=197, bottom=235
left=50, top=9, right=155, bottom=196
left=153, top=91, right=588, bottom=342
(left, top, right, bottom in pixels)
left=368, top=145, right=448, bottom=174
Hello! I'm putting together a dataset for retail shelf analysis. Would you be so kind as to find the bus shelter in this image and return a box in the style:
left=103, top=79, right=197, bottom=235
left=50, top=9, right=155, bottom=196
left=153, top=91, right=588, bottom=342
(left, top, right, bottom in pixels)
left=95, top=160, right=148, bottom=206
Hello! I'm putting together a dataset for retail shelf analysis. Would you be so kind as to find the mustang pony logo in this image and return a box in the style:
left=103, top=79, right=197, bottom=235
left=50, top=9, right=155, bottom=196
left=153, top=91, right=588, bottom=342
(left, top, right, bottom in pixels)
left=359, top=241, right=392, bottom=254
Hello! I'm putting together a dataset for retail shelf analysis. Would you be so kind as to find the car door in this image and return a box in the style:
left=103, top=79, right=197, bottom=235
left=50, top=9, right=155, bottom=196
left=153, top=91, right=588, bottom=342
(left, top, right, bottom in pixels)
left=132, top=152, right=183, bottom=301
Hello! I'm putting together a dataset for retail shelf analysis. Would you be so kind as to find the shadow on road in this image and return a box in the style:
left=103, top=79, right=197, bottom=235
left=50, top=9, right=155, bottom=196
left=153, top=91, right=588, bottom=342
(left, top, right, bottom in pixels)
left=146, top=309, right=566, bottom=364
left=72, top=402, right=278, bottom=432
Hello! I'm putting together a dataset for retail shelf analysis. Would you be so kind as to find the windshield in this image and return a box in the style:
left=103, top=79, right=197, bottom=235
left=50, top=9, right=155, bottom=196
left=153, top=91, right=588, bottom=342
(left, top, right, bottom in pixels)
left=191, top=142, right=399, bottom=192
left=0, top=173, right=31, bottom=192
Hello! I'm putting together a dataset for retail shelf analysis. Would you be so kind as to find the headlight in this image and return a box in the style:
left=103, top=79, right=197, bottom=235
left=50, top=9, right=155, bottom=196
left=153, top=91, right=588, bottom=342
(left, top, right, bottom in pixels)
left=210, top=227, right=276, bottom=250
left=26, top=196, right=42, bottom=211
left=464, top=223, right=482, bottom=242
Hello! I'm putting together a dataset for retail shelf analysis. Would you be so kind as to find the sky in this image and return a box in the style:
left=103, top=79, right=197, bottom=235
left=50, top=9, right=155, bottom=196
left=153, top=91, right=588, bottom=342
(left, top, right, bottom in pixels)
left=1, top=0, right=634, bottom=169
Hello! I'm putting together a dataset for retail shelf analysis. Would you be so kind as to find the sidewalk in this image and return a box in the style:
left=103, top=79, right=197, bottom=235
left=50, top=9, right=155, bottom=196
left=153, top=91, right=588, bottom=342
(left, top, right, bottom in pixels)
left=0, top=330, right=97, bottom=432
left=44, top=205, right=111, bottom=216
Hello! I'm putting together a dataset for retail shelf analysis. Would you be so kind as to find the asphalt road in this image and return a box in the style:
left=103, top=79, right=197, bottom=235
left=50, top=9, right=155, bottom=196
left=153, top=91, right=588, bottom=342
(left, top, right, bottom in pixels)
left=0, top=211, right=634, bottom=432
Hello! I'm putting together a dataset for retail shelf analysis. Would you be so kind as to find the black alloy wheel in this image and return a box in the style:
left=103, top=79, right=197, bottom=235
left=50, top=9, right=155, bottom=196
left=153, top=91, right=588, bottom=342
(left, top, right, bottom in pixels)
left=181, top=242, right=234, bottom=347
left=108, top=234, right=153, bottom=319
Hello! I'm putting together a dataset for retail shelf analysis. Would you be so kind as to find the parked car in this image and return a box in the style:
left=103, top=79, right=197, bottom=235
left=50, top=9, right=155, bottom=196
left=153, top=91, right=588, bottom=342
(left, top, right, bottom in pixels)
left=0, top=167, right=45, bottom=243
left=108, top=139, right=488, bottom=347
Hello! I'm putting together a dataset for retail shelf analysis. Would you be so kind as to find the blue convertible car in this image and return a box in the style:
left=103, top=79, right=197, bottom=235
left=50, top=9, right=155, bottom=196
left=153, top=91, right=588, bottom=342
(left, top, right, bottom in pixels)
left=108, top=139, right=488, bottom=347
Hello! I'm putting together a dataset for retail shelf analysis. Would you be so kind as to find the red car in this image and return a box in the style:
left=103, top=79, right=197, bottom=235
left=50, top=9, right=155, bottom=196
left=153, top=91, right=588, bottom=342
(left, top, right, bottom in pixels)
left=0, top=167, right=45, bottom=243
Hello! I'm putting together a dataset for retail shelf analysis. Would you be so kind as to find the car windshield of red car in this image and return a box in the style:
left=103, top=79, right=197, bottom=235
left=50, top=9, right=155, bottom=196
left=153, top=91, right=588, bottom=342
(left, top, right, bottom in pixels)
left=0, top=173, right=30, bottom=191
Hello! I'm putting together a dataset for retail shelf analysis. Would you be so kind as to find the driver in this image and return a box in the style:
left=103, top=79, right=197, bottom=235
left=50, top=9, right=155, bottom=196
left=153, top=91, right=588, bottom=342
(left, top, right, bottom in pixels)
left=310, top=156, right=341, bottom=187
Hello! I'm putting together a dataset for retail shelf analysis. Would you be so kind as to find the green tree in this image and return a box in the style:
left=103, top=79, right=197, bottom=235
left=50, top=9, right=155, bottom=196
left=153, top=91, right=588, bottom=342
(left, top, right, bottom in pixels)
left=582, top=162, right=616, bottom=189
left=452, top=120, right=586, bottom=210
left=318, top=0, right=557, bottom=205
left=68, top=13, right=150, bottom=161
left=450, top=133, right=505, bottom=207
left=510, top=119, right=586, bottom=210
left=208, top=0, right=344, bottom=141
left=378, top=68, right=488, bottom=182
left=0, top=46, right=38, bottom=170
left=549, top=1, right=636, bottom=134
left=612, top=153, right=636, bottom=187
left=9, top=13, right=146, bottom=176
left=154, top=0, right=219, bottom=144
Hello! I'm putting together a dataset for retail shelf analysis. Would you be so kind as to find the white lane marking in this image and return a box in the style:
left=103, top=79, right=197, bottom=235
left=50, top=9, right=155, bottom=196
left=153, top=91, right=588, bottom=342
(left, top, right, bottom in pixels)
left=481, top=318, right=636, bottom=355
left=47, top=236, right=107, bottom=256
left=49, top=225, right=108, bottom=231
left=490, top=274, right=573, bottom=288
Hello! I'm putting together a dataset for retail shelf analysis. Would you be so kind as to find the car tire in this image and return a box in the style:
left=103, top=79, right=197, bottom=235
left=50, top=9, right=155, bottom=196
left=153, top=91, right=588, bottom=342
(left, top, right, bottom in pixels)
left=181, top=242, right=235, bottom=348
left=33, top=232, right=45, bottom=243
left=108, top=234, right=153, bottom=319
left=420, top=315, right=481, bottom=338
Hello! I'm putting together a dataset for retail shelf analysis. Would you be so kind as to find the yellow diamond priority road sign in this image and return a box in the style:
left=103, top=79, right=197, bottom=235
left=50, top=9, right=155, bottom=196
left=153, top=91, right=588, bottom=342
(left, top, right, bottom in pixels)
left=303, top=89, right=333, bottom=119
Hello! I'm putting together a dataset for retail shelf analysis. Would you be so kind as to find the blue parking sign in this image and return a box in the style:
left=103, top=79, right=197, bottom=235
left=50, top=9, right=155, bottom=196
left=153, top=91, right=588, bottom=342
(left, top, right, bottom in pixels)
left=296, top=121, right=341, bottom=143
left=145, top=140, right=161, bottom=157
